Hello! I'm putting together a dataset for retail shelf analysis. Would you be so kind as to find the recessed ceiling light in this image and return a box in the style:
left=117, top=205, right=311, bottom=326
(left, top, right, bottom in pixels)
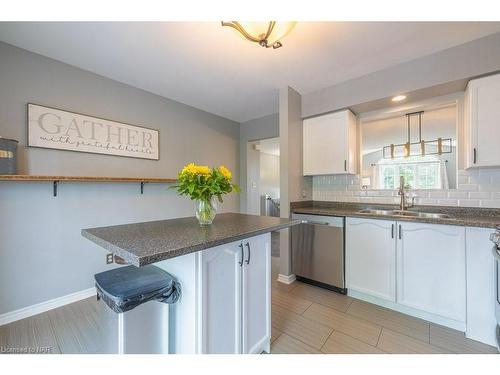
left=392, top=95, right=407, bottom=102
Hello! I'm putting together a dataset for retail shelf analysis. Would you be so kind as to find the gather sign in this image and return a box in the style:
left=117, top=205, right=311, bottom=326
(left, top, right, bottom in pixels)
left=27, top=104, right=159, bottom=160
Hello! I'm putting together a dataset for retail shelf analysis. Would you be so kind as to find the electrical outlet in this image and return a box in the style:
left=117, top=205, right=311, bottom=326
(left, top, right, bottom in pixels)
left=106, top=253, right=114, bottom=264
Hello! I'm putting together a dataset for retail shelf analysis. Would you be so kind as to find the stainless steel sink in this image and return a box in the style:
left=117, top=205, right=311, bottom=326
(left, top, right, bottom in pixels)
left=395, top=211, right=452, bottom=219
left=357, top=209, right=397, bottom=215
left=357, top=209, right=452, bottom=219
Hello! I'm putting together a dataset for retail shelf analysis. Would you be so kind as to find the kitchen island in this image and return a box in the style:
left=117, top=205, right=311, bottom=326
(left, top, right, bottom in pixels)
left=82, top=213, right=299, bottom=354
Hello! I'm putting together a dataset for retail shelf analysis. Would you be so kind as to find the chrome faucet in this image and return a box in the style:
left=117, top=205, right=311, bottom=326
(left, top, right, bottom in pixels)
left=398, top=176, right=415, bottom=211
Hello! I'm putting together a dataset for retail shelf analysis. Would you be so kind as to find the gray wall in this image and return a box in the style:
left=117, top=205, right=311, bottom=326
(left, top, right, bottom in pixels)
left=239, top=113, right=279, bottom=213
left=0, top=42, right=240, bottom=315
left=302, top=32, right=500, bottom=118
left=279, top=86, right=312, bottom=277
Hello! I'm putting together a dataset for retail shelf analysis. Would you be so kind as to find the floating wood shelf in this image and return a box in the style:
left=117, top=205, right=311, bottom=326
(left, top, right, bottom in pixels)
left=0, top=175, right=177, bottom=196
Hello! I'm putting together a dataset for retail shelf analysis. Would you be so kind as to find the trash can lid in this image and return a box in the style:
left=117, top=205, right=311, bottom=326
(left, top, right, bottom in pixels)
left=94, top=265, right=180, bottom=313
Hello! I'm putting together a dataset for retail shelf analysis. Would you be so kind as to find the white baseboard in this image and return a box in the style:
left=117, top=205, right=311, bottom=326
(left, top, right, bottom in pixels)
left=347, top=289, right=466, bottom=332
left=277, top=273, right=296, bottom=285
left=0, top=287, right=96, bottom=326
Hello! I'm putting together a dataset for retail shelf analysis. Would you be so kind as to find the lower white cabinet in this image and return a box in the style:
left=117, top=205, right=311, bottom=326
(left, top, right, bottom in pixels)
left=346, top=217, right=396, bottom=301
left=200, top=235, right=271, bottom=354
left=242, top=235, right=271, bottom=354
left=346, top=218, right=466, bottom=325
left=396, top=222, right=466, bottom=323
left=199, top=242, right=243, bottom=353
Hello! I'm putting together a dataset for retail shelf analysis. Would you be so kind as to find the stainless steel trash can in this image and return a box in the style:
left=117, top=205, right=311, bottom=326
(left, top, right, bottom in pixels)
left=0, top=137, right=18, bottom=174
left=95, top=265, right=181, bottom=354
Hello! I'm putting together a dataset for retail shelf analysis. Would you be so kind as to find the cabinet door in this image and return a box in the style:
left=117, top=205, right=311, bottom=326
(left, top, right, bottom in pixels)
left=396, top=222, right=466, bottom=322
left=346, top=217, right=396, bottom=301
left=200, top=242, right=243, bottom=354
left=467, top=74, right=500, bottom=168
left=242, top=234, right=271, bottom=354
left=303, top=110, right=356, bottom=175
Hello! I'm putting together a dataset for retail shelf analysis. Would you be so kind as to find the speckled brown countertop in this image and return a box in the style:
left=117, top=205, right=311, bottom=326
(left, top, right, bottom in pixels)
left=291, top=201, right=500, bottom=229
left=82, top=213, right=299, bottom=267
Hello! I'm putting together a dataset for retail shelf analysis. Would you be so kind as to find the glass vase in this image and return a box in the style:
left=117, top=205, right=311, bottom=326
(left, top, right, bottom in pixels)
left=195, top=198, right=217, bottom=225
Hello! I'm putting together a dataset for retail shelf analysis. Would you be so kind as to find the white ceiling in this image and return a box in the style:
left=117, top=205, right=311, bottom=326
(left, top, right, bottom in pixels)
left=1, top=22, right=500, bottom=122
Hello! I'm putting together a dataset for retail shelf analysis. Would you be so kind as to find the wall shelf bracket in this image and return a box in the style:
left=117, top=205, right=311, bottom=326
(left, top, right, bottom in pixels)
left=140, top=181, right=147, bottom=194
left=53, top=181, right=59, bottom=197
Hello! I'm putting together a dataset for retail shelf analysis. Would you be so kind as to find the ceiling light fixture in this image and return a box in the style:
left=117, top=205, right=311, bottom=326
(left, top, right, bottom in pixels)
left=221, top=21, right=296, bottom=49
left=392, top=95, right=407, bottom=102
left=383, top=111, right=452, bottom=159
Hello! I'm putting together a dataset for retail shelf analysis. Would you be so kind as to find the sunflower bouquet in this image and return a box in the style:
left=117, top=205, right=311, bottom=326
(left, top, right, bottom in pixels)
left=172, top=163, right=240, bottom=224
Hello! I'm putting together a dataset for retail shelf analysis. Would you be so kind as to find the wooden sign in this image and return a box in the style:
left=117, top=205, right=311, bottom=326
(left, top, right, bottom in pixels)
left=27, top=103, right=159, bottom=160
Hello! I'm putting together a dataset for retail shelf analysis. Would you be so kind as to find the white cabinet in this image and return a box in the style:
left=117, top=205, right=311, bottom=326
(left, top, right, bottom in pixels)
left=346, top=218, right=466, bottom=326
left=199, top=234, right=271, bottom=354
left=346, top=217, right=396, bottom=301
left=465, top=73, right=500, bottom=168
left=396, top=222, right=466, bottom=323
left=242, top=235, right=271, bottom=354
left=303, top=109, right=357, bottom=175
left=465, top=227, right=498, bottom=346
left=199, top=243, right=243, bottom=354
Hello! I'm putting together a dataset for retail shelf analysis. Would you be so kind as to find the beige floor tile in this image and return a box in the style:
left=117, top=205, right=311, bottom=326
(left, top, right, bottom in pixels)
left=271, top=326, right=282, bottom=343
left=303, top=303, right=381, bottom=346
left=291, top=283, right=353, bottom=312
left=272, top=304, right=332, bottom=350
left=31, top=313, right=61, bottom=354
left=429, top=324, right=498, bottom=354
left=272, top=289, right=312, bottom=315
left=272, top=279, right=299, bottom=293
left=271, top=333, right=321, bottom=354
left=377, top=328, right=452, bottom=354
left=347, top=300, right=430, bottom=342
left=321, top=331, right=385, bottom=354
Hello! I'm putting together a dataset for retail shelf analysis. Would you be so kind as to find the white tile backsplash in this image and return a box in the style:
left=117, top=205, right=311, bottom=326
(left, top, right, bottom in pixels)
left=312, top=168, right=500, bottom=208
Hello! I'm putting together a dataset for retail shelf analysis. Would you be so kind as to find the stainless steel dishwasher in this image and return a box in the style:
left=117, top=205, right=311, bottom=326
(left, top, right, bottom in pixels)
left=291, top=213, right=346, bottom=294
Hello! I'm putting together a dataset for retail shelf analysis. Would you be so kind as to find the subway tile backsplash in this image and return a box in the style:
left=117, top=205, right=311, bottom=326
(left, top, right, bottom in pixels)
left=312, top=168, right=500, bottom=208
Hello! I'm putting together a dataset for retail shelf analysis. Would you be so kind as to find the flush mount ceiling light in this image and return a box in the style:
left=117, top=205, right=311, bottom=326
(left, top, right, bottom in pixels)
left=392, top=95, right=407, bottom=102
left=221, top=21, right=296, bottom=49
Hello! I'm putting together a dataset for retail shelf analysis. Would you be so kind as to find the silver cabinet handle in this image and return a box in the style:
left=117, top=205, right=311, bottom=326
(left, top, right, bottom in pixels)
left=391, top=224, right=395, bottom=239
left=302, top=220, right=330, bottom=226
left=398, top=224, right=402, bottom=240
left=238, top=243, right=244, bottom=266
left=245, top=242, right=251, bottom=265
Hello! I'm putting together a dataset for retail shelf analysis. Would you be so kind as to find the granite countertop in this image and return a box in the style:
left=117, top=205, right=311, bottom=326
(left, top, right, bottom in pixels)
left=291, top=201, right=500, bottom=229
left=82, top=213, right=299, bottom=267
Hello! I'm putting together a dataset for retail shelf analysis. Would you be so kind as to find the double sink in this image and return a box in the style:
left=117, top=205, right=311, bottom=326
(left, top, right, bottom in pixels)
left=357, top=209, right=452, bottom=219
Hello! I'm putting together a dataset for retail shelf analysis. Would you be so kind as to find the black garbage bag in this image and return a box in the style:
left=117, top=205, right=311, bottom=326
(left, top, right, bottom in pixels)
left=94, top=264, right=181, bottom=314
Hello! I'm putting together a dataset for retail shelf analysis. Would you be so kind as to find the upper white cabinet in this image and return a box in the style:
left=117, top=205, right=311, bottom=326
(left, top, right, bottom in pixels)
left=303, top=109, right=358, bottom=175
left=464, top=73, right=500, bottom=168
left=346, top=217, right=396, bottom=302
left=396, top=222, right=466, bottom=323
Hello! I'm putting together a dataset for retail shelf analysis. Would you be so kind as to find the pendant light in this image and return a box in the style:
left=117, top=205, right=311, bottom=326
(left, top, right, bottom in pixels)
left=383, top=111, right=453, bottom=159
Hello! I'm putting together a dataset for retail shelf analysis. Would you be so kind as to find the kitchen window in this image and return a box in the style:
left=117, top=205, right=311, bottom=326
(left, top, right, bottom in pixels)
left=376, top=156, right=444, bottom=189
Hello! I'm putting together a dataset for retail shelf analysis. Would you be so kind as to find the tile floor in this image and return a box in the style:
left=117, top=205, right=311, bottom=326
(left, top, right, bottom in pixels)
left=0, top=256, right=497, bottom=354
left=269, top=257, right=497, bottom=354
